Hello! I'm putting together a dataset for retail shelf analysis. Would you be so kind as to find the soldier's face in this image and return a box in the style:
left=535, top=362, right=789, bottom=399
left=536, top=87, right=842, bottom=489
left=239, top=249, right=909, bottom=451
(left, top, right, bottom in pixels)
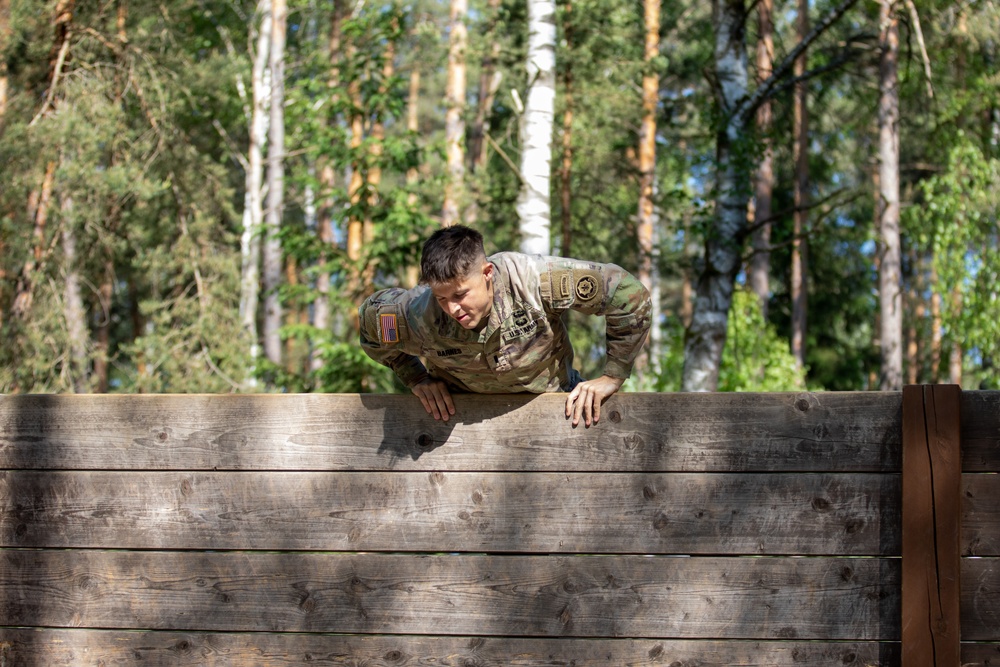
left=430, top=261, right=494, bottom=330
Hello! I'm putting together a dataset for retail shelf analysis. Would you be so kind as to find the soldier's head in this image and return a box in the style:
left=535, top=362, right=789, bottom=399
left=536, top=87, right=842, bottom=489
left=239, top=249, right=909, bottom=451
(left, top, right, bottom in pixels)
left=421, top=225, right=494, bottom=330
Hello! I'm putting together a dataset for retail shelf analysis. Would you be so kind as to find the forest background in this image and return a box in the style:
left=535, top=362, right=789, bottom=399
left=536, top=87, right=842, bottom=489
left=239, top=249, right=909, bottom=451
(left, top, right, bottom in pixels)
left=0, top=0, right=997, bottom=395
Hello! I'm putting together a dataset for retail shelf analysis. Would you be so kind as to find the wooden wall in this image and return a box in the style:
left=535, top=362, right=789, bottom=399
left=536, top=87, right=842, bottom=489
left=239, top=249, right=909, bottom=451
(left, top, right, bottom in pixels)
left=0, top=390, right=997, bottom=666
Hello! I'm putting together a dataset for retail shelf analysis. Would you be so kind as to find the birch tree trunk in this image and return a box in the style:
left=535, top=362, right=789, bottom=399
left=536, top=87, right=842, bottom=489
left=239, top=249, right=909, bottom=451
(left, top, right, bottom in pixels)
left=442, top=0, right=467, bottom=227
left=262, top=0, right=286, bottom=366
left=682, top=0, right=749, bottom=392
left=877, top=0, right=902, bottom=390
left=517, top=0, right=556, bottom=255
left=240, top=0, right=271, bottom=375
left=311, top=1, right=343, bottom=372
left=749, top=0, right=773, bottom=317
left=791, top=0, right=809, bottom=371
left=636, top=0, right=661, bottom=377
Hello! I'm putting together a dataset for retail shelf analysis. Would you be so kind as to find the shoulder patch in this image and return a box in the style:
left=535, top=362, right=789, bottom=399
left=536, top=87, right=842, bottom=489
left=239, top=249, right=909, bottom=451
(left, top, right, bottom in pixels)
left=379, top=313, right=399, bottom=343
left=575, top=275, right=599, bottom=301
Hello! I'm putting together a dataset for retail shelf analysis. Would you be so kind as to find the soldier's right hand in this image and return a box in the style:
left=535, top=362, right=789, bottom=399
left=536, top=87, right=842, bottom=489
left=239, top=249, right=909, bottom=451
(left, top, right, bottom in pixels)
left=412, top=378, right=456, bottom=422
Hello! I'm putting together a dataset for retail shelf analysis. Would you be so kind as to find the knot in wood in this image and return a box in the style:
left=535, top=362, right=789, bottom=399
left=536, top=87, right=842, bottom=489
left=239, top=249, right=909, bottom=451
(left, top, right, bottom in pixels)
left=416, top=434, right=433, bottom=449
left=609, top=410, right=622, bottom=423
left=795, top=398, right=811, bottom=412
left=811, top=497, right=830, bottom=511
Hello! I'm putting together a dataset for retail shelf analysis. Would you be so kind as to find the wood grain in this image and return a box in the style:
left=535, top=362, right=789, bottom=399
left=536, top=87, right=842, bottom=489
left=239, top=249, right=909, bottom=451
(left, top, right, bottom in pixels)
left=0, top=629, right=904, bottom=666
left=0, top=470, right=900, bottom=555
left=961, top=390, right=1000, bottom=472
left=0, top=551, right=901, bottom=639
left=0, top=392, right=902, bottom=472
left=962, top=474, right=1000, bottom=557
left=901, top=385, right=962, bottom=666
left=962, top=557, right=1000, bottom=641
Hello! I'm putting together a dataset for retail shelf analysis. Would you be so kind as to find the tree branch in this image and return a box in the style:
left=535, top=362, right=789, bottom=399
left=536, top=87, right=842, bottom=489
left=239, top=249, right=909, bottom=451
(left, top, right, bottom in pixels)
left=739, top=0, right=862, bottom=122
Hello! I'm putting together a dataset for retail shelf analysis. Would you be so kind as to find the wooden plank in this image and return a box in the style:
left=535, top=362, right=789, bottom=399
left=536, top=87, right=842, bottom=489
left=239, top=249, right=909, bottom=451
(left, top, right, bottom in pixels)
left=901, top=385, right=962, bottom=666
left=0, top=393, right=902, bottom=472
left=0, top=551, right=901, bottom=639
left=961, top=644, right=1000, bottom=666
left=0, top=470, right=900, bottom=555
left=0, top=629, right=902, bottom=666
left=962, top=474, right=1000, bottom=557
left=961, top=390, right=1000, bottom=472
left=962, top=557, right=1000, bottom=641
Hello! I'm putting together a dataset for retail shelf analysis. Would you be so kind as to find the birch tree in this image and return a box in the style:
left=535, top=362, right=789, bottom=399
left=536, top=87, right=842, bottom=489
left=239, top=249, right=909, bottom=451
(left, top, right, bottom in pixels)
left=517, top=0, right=556, bottom=255
left=877, top=0, right=902, bottom=390
left=263, top=0, right=286, bottom=366
left=240, top=0, right=271, bottom=372
left=682, top=0, right=860, bottom=391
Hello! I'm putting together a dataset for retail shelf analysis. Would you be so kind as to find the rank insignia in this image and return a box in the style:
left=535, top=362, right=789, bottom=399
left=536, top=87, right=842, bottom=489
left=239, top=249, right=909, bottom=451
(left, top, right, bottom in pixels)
left=380, top=313, right=399, bottom=343
left=576, top=275, right=598, bottom=301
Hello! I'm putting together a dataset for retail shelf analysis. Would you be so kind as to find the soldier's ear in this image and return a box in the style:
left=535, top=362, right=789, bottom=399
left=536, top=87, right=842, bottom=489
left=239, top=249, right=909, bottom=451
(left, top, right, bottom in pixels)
left=482, top=261, right=494, bottom=283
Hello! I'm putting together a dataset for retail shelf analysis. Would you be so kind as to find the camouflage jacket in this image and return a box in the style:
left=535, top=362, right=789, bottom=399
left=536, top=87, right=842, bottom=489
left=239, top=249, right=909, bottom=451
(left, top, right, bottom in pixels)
left=359, top=252, right=652, bottom=393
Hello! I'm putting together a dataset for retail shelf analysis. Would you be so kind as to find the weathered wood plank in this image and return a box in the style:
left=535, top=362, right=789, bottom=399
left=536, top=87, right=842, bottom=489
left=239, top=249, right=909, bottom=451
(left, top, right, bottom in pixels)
left=0, top=629, right=903, bottom=666
left=962, top=644, right=1000, bottom=666
left=0, top=393, right=902, bottom=472
left=962, top=474, right=1000, bottom=557
left=901, top=385, right=962, bottom=666
left=961, top=390, right=1000, bottom=472
left=0, top=471, right=900, bottom=555
left=962, top=557, right=1000, bottom=641
left=0, top=551, right=901, bottom=639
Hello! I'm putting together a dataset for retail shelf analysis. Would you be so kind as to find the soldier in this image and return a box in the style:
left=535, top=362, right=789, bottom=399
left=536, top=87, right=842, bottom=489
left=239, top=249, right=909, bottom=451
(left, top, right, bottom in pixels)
left=359, top=225, right=651, bottom=427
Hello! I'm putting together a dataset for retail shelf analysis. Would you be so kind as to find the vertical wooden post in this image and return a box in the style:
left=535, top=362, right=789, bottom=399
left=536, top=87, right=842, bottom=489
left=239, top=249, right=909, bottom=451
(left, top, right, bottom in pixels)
left=902, top=384, right=961, bottom=666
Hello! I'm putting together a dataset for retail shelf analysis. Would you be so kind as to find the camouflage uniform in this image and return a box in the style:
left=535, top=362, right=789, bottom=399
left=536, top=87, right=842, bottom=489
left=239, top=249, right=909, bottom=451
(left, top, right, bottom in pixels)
left=359, top=252, right=652, bottom=393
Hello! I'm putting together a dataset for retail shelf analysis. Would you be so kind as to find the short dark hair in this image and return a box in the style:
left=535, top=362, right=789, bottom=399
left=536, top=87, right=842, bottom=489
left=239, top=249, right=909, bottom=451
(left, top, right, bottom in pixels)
left=420, top=225, right=486, bottom=284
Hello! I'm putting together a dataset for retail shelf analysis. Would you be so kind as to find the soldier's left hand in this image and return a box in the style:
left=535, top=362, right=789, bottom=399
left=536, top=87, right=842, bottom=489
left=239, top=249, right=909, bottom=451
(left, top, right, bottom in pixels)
left=566, top=375, right=624, bottom=428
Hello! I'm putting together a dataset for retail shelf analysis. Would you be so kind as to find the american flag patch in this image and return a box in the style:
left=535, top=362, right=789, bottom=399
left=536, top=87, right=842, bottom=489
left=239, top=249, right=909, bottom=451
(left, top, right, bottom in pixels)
left=380, top=313, right=399, bottom=343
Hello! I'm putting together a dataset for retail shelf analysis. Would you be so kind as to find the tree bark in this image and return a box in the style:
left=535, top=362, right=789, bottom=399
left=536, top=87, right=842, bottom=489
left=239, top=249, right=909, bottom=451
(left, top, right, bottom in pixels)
left=930, top=264, right=942, bottom=383
left=12, top=161, right=57, bottom=319
left=682, top=0, right=749, bottom=392
left=517, top=0, right=556, bottom=255
left=0, top=0, right=10, bottom=128
left=443, top=0, right=468, bottom=226
left=877, top=0, right=902, bottom=390
left=636, top=0, right=661, bottom=377
left=749, top=0, right=774, bottom=318
left=469, top=0, right=502, bottom=173
left=558, top=0, right=574, bottom=257
left=263, top=0, right=286, bottom=366
left=791, top=0, right=809, bottom=372
left=949, top=287, right=962, bottom=385
left=240, top=0, right=272, bottom=375
left=94, top=262, right=113, bottom=393
left=311, top=1, right=344, bottom=372
left=61, top=193, right=89, bottom=393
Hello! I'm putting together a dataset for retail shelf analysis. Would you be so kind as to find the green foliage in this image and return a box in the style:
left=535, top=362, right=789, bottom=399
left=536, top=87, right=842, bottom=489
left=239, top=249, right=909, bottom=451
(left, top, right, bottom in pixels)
left=911, top=136, right=1000, bottom=387
left=1, top=0, right=998, bottom=394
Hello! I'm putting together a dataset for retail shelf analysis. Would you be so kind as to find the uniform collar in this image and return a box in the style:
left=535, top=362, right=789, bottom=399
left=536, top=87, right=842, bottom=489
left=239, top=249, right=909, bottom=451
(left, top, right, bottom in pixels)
left=482, top=260, right=509, bottom=341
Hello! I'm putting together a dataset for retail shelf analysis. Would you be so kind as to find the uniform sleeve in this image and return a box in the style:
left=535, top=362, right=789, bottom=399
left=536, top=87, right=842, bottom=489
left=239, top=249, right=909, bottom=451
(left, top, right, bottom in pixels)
left=540, top=259, right=652, bottom=380
left=358, top=288, right=430, bottom=388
